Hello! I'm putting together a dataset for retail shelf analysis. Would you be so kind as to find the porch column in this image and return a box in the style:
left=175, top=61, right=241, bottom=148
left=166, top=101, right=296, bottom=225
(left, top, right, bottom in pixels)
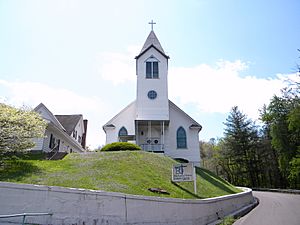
left=136, top=120, right=138, bottom=145
left=162, top=121, right=165, bottom=150
left=148, top=121, right=152, bottom=139
left=148, top=121, right=151, bottom=151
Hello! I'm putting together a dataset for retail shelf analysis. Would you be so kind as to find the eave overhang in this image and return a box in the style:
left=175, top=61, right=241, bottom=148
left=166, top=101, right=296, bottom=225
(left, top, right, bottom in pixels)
left=135, top=44, right=170, bottom=60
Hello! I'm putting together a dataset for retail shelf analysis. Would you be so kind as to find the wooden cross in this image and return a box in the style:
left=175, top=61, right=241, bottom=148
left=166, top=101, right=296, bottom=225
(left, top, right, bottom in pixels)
left=148, top=20, right=156, bottom=31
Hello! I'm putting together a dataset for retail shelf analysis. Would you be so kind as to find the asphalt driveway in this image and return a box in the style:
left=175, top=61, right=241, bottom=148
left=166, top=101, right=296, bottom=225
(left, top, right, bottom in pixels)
left=234, top=191, right=300, bottom=225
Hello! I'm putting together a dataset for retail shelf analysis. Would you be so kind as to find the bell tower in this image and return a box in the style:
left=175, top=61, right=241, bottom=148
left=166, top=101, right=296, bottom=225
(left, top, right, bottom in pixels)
left=135, top=23, right=170, bottom=121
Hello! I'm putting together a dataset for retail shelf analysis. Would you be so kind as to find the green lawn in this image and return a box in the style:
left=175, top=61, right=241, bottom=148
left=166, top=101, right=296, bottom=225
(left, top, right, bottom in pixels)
left=0, top=151, right=241, bottom=199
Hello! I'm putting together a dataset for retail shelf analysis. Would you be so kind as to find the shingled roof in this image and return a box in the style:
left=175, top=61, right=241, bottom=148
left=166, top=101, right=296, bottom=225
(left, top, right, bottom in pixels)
left=141, top=31, right=165, bottom=53
left=135, top=31, right=169, bottom=59
left=55, top=115, right=82, bottom=135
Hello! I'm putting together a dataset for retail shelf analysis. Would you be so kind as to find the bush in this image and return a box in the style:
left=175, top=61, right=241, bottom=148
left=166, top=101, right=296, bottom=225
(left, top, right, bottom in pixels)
left=220, top=216, right=236, bottom=225
left=101, top=142, right=141, bottom=151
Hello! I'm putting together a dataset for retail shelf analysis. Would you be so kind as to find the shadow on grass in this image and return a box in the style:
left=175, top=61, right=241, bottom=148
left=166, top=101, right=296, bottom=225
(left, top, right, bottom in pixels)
left=171, top=181, right=202, bottom=199
left=0, top=160, right=41, bottom=181
left=3, top=151, right=47, bottom=160
left=196, top=167, right=237, bottom=194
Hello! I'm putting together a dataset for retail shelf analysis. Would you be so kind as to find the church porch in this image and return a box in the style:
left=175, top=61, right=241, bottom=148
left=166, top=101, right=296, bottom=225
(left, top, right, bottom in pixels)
left=135, top=120, right=169, bottom=153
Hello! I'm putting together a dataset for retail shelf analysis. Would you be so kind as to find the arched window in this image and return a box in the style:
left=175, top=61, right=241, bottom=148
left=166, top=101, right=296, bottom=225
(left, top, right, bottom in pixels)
left=177, top=127, right=187, bottom=148
left=145, top=55, right=159, bottom=79
left=118, top=127, right=128, bottom=136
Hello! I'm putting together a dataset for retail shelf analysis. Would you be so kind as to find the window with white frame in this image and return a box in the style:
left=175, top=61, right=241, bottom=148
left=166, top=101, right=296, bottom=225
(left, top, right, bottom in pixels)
left=177, top=127, right=187, bottom=149
left=145, top=56, right=159, bottom=79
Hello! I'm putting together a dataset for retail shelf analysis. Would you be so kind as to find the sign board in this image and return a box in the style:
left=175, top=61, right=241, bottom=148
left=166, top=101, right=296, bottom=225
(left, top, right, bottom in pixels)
left=172, top=163, right=194, bottom=182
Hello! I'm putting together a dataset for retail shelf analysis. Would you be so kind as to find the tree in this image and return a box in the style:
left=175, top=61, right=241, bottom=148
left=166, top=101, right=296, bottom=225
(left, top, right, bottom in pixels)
left=0, top=103, right=47, bottom=160
left=256, top=115, right=283, bottom=188
left=261, top=74, right=300, bottom=188
left=223, top=106, right=260, bottom=187
left=200, top=139, right=221, bottom=176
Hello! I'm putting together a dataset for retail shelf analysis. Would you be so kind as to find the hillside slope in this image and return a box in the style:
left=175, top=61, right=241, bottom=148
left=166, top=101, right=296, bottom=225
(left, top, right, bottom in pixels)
left=0, top=151, right=240, bottom=199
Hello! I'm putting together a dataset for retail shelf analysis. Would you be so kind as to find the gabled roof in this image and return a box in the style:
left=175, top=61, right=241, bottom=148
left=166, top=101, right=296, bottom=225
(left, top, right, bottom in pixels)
left=135, top=31, right=169, bottom=59
left=169, top=100, right=202, bottom=132
left=103, top=101, right=136, bottom=131
left=141, top=31, right=165, bottom=54
left=47, top=121, right=85, bottom=152
left=55, top=115, right=82, bottom=135
left=34, top=103, right=66, bottom=131
left=34, top=103, right=85, bottom=152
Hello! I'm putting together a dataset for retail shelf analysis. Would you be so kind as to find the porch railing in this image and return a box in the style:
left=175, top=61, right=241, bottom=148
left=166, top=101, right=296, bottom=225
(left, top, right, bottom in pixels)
left=47, top=144, right=60, bottom=160
left=140, top=144, right=164, bottom=152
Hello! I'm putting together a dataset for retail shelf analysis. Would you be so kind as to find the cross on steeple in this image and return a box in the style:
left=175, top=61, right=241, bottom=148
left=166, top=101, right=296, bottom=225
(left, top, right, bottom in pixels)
left=148, top=20, right=156, bottom=31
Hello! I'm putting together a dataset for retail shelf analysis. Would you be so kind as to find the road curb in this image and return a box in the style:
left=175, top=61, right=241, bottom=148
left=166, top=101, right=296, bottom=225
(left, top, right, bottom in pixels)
left=252, top=188, right=300, bottom=195
left=231, top=197, right=259, bottom=219
left=208, top=197, right=259, bottom=225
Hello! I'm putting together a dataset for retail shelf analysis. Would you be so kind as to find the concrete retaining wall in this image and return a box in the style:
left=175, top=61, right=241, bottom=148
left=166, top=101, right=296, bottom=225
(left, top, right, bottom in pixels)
left=0, top=182, right=254, bottom=225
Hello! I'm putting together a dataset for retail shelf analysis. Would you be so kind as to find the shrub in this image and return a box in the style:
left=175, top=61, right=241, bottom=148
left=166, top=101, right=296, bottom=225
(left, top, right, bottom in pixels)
left=174, top=158, right=189, bottom=163
left=101, top=142, right=141, bottom=151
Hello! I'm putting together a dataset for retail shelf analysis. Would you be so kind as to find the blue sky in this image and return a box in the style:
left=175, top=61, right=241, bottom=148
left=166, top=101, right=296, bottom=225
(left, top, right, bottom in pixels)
left=1, top=0, right=299, bottom=148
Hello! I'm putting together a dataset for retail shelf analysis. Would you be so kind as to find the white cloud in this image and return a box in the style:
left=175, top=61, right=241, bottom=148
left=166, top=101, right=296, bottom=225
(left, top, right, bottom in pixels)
left=96, top=45, right=140, bottom=85
left=169, top=60, right=298, bottom=119
left=97, top=49, right=299, bottom=120
left=1, top=53, right=298, bottom=148
left=0, top=80, right=109, bottom=148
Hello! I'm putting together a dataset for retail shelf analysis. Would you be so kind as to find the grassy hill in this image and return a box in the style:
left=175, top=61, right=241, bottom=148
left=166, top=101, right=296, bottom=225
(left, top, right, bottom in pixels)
left=0, top=151, right=240, bottom=199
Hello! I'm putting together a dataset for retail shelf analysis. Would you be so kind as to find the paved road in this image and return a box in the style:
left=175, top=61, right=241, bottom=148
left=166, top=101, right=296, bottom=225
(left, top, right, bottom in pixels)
left=234, top=191, right=300, bottom=225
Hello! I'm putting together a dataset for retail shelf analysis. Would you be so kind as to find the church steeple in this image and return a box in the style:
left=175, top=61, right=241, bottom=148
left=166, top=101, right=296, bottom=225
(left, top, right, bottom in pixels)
left=135, top=23, right=169, bottom=60
left=140, top=31, right=166, bottom=55
left=135, top=27, right=170, bottom=121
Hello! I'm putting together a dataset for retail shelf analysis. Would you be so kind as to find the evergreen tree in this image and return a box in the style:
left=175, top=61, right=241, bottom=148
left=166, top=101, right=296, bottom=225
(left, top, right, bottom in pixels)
left=223, top=106, right=260, bottom=187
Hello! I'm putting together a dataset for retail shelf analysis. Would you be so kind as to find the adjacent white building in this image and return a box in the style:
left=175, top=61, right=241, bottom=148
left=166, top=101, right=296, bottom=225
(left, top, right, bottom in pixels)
left=103, top=30, right=202, bottom=164
left=32, top=103, right=87, bottom=153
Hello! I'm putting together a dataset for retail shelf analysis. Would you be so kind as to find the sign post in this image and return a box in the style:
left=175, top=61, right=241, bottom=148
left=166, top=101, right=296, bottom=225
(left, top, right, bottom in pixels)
left=193, top=163, right=197, bottom=194
left=172, top=163, right=197, bottom=195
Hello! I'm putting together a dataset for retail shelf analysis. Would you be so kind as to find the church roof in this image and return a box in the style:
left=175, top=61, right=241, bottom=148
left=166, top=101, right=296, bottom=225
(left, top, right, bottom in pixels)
left=55, top=114, right=82, bottom=135
left=103, top=100, right=202, bottom=132
left=141, top=31, right=165, bottom=54
left=169, top=100, right=202, bottom=132
left=135, top=31, right=169, bottom=59
left=103, top=101, right=136, bottom=131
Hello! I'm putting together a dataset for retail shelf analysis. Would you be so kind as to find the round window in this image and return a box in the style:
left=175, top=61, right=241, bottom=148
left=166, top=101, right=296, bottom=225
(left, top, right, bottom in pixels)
left=147, top=90, right=157, bottom=100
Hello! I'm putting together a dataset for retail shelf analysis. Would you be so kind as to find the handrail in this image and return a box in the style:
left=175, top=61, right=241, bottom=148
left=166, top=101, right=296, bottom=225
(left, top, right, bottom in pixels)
left=48, top=144, right=60, bottom=160
left=48, top=151, right=59, bottom=160
left=0, top=212, right=52, bottom=225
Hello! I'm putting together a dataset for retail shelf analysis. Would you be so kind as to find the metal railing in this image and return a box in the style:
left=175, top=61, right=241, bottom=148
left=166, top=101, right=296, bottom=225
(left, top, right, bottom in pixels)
left=140, top=144, right=164, bottom=152
left=48, top=144, right=60, bottom=160
left=0, top=212, right=52, bottom=225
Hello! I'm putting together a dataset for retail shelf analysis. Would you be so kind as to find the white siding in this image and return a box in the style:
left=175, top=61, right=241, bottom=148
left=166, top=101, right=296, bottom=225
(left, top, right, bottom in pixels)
left=71, top=117, right=84, bottom=145
left=32, top=103, right=85, bottom=153
left=164, top=104, right=201, bottom=164
left=103, top=32, right=202, bottom=164
left=43, top=126, right=83, bottom=153
left=105, top=102, right=137, bottom=144
left=43, top=129, right=52, bottom=152
left=30, top=137, right=45, bottom=151
left=136, top=48, right=169, bottom=121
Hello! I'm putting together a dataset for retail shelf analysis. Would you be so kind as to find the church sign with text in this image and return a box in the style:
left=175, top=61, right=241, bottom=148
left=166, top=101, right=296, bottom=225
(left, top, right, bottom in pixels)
left=172, top=163, right=194, bottom=182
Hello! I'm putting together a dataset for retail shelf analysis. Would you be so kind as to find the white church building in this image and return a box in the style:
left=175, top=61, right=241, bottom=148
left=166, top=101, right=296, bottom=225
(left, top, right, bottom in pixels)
left=103, top=28, right=202, bottom=164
